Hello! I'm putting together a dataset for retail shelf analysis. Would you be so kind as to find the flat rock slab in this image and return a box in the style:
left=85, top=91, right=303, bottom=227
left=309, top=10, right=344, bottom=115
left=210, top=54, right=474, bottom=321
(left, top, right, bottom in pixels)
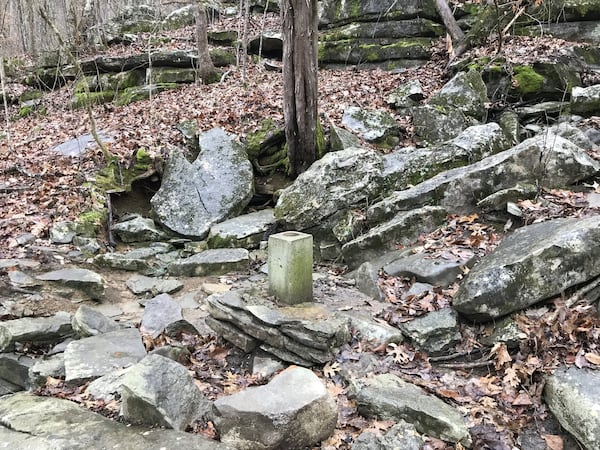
left=140, top=293, right=194, bottom=338
left=126, top=274, right=184, bottom=295
left=453, top=216, right=600, bottom=321
left=36, top=268, right=105, bottom=300
left=72, top=305, right=121, bottom=337
left=214, top=366, right=337, bottom=450
left=0, top=312, right=73, bottom=352
left=0, top=392, right=231, bottom=450
left=64, top=328, right=147, bottom=383
left=399, top=308, right=461, bottom=355
left=112, top=216, right=168, bottom=243
left=356, top=373, right=471, bottom=447
left=0, top=353, right=35, bottom=388
left=94, top=244, right=173, bottom=275
left=207, top=209, right=276, bottom=249
left=167, top=248, right=249, bottom=276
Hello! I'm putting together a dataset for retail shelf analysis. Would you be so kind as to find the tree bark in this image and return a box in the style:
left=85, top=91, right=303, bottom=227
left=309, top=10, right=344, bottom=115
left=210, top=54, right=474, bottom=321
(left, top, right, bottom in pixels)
left=434, top=0, right=469, bottom=58
left=282, top=0, right=318, bottom=178
left=195, top=1, right=217, bottom=83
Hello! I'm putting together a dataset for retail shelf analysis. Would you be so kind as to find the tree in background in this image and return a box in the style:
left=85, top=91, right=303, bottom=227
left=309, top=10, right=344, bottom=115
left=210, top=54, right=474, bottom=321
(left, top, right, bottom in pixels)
left=281, top=0, right=318, bottom=178
left=194, top=1, right=218, bottom=83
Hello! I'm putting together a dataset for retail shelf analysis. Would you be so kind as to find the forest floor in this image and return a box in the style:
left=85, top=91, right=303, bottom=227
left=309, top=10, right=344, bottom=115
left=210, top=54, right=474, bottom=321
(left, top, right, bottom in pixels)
left=1, top=11, right=600, bottom=450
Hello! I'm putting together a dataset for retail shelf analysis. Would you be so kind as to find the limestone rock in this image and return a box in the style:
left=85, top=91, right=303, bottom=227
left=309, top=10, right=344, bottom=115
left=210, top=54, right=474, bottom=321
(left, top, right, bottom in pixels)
left=330, top=124, right=362, bottom=151
left=356, top=373, right=471, bottom=447
left=0, top=392, right=231, bottom=449
left=386, top=79, right=425, bottom=110
left=571, top=84, right=600, bottom=115
left=64, top=328, right=146, bottom=383
left=167, top=248, right=249, bottom=276
left=0, top=353, right=35, bottom=389
left=140, top=293, right=198, bottom=338
left=126, top=274, right=183, bottom=295
left=399, top=309, right=461, bottom=355
left=453, top=216, right=600, bottom=321
left=36, top=268, right=105, bottom=300
left=214, top=366, right=337, bottom=450
left=275, top=147, right=384, bottom=230
left=72, top=305, right=121, bottom=337
left=0, top=312, right=73, bottom=352
left=341, top=106, right=400, bottom=148
left=430, top=70, right=488, bottom=120
left=544, top=366, right=600, bottom=450
left=151, top=128, right=254, bottom=238
left=29, top=354, right=65, bottom=388
left=49, top=221, right=77, bottom=244
left=352, top=421, right=424, bottom=450
left=207, top=209, right=276, bottom=249
left=120, top=354, right=211, bottom=431
left=112, top=216, right=168, bottom=243
left=412, top=105, right=470, bottom=144
left=319, top=0, right=436, bottom=25
left=94, top=244, right=172, bottom=275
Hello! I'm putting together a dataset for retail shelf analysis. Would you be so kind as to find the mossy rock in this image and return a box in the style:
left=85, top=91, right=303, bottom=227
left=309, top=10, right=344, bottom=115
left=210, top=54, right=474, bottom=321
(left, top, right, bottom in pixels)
left=71, top=91, right=116, bottom=109
left=246, top=119, right=285, bottom=160
left=148, top=67, right=196, bottom=84
left=208, top=30, right=239, bottom=46
left=19, top=90, right=43, bottom=102
left=318, top=38, right=433, bottom=65
left=210, top=48, right=236, bottom=67
left=74, top=71, right=144, bottom=94
left=512, top=65, right=545, bottom=95
left=115, top=83, right=178, bottom=106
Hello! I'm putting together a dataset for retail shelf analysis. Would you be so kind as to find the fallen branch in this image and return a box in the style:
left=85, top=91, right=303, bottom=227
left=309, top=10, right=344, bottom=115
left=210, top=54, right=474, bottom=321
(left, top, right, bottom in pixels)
left=566, top=276, right=600, bottom=307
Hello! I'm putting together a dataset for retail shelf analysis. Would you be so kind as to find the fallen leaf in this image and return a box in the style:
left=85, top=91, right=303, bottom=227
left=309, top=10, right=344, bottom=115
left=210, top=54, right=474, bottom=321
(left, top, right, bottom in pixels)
left=542, top=434, right=564, bottom=450
left=584, top=352, right=600, bottom=365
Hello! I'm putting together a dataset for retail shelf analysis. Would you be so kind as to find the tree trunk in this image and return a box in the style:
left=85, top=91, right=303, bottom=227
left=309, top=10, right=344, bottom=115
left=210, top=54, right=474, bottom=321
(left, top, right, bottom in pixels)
left=434, top=0, right=469, bottom=58
left=282, top=0, right=319, bottom=178
left=195, top=2, right=217, bottom=83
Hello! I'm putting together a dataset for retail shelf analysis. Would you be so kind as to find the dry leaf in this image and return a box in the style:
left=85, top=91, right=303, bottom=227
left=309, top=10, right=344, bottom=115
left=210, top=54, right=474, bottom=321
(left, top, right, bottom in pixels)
left=542, top=434, right=564, bottom=450
left=584, top=352, right=600, bottom=365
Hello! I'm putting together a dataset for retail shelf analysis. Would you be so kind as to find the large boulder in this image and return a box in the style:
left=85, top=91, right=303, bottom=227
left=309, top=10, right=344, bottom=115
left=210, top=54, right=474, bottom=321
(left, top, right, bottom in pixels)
left=0, top=312, right=73, bottom=352
left=544, top=366, right=600, bottom=450
left=213, top=366, right=338, bottom=450
left=120, top=354, right=211, bottom=431
left=453, top=216, right=600, bottom=321
left=151, top=128, right=254, bottom=238
left=341, top=106, right=400, bottom=149
left=429, top=70, right=489, bottom=120
left=318, top=0, right=437, bottom=26
left=275, top=147, right=384, bottom=230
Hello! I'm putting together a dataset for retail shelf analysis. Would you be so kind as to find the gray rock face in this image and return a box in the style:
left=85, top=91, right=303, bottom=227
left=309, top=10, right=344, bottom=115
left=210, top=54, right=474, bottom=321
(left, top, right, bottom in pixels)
left=29, top=354, right=65, bottom=388
left=341, top=107, right=400, bottom=148
left=120, top=354, right=211, bottom=431
left=167, top=248, right=250, bottom=276
left=275, top=147, right=384, bottom=230
left=207, top=209, right=276, bottom=249
left=206, top=291, right=351, bottom=365
left=369, top=134, right=600, bottom=223
left=429, top=70, right=488, bottom=120
left=112, top=216, right=168, bottom=243
left=64, top=328, right=146, bottom=383
left=0, top=353, right=35, bottom=388
left=126, top=274, right=183, bottom=295
left=94, top=244, right=172, bottom=275
left=140, top=293, right=197, bottom=338
left=330, top=124, right=362, bottom=151
left=412, top=105, right=470, bottom=144
left=319, top=0, right=436, bottom=25
left=356, top=373, right=471, bottom=447
left=399, top=308, right=461, bottom=355
left=214, top=366, right=338, bottom=450
left=383, top=251, right=476, bottom=286
left=386, top=79, right=425, bottom=110
left=72, top=305, right=121, bottom=337
left=0, top=392, right=231, bottom=450
left=36, top=268, right=105, bottom=300
left=151, top=128, right=254, bottom=238
left=453, top=216, right=600, bottom=321
left=571, top=84, right=600, bottom=114
left=342, top=206, right=448, bottom=269
left=352, top=421, right=424, bottom=450
left=0, top=312, right=73, bottom=352
left=544, top=366, right=600, bottom=450
left=49, top=221, right=77, bottom=244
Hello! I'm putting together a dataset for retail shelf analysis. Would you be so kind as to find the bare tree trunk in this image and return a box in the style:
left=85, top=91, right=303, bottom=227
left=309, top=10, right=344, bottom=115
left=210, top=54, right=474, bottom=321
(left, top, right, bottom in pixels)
left=195, top=1, right=217, bottom=83
left=434, top=0, right=468, bottom=58
left=282, top=0, right=318, bottom=178
left=0, top=56, right=13, bottom=151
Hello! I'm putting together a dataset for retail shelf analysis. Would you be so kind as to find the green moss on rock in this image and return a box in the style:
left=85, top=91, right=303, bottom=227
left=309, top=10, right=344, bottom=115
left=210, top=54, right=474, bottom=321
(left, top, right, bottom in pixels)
left=513, top=66, right=545, bottom=95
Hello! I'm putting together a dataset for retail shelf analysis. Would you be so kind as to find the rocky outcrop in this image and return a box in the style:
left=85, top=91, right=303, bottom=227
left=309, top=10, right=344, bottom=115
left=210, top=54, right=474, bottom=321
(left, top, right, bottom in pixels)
left=36, top=268, right=105, bottom=300
left=0, top=312, right=73, bottom=352
left=151, top=128, right=254, bottom=238
left=213, top=366, right=338, bottom=450
left=453, top=216, right=600, bottom=321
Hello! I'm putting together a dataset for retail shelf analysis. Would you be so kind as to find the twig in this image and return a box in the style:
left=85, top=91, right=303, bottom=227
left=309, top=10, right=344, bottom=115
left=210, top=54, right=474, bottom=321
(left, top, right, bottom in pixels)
left=566, top=276, right=600, bottom=307
left=106, top=192, right=116, bottom=248
left=438, top=359, right=494, bottom=369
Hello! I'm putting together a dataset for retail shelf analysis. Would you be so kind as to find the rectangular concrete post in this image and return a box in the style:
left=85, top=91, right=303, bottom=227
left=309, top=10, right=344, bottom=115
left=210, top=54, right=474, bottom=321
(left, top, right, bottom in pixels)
left=268, top=231, right=313, bottom=304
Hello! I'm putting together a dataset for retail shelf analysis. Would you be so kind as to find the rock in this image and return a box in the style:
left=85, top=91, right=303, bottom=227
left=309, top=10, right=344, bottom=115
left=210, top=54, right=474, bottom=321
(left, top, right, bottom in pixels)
left=318, top=0, right=436, bottom=26
left=248, top=31, right=283, bottom=56
left=352, top=421, right=424, bottom=450
left=330, top=124, right=362, bottom=151
left=120, top=354, right=211, bottom=431
left=0, top=353, right=35, bottom=388
left=341, top=106, right=400, bottom=148
left=140, top=293, right=198, bottom=338
left=0, top=312, right=73, bottom=352
left=386, top=79, right=425, bottom=110
left=354, top=261, right=384, bottom=301
left=85, top=367, right=132, bottom=402
left=356, top=373, right=471, bottom=447
left=341, top=312, right=404, bottom=346
left=49, top=221, right=77, bottom=244
left=126, top=274, right=183, bottom=295
left=163, top=5, right=196, bottom=30
left=94, top=245, right=172, bottom=275
left=151, top=128, right=254, bottom=238
left=383, top=251, right=476, bottom=286
left=36, top=268, right=105, bottom=300
left=8, top=270, right=41, bottom=288
left=51, top=131, right=114, bottom=157
left=148, top=67, right=197, bottom=84
left=206, top=291, right=350, bottom=365
left=275, top=147, right=384, bottom=230
left=149, top=345, right=191, bottom=364
left=453, top=216, right=600, bottom=321
left=252, top=351, right=285, bottom=378
left=214, top=366, right=337, bottom=450
left=0, top=378, right=22, bottom=396
left=111, top=216, right=168, bottom=243
left=342, top=206, right=448, bottom=269
left=412, top=105, right=470, bottom=144
left=64, top=328, right=146, bottom=383
left=167, top=248, right=249, bottom=277
left=430, top=70, right=488, bottom=120
left=369, top=134, right=600, bottom=224
left=571, top=84, right=600, bottom=115
left=544, top=366, right=600, bottom=450
left=29, top=354, right=65, bottom=388
left=481, top=318, right=524, bottom=349
left=399, top=308, right=461, bottom=355
left=477, top=183, right=538, bottom=212
left=207, top=209, right=276, bottom=249
left=0, top=392, right=231, bottom=449
left=71, top=305, right=121, bottom=337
